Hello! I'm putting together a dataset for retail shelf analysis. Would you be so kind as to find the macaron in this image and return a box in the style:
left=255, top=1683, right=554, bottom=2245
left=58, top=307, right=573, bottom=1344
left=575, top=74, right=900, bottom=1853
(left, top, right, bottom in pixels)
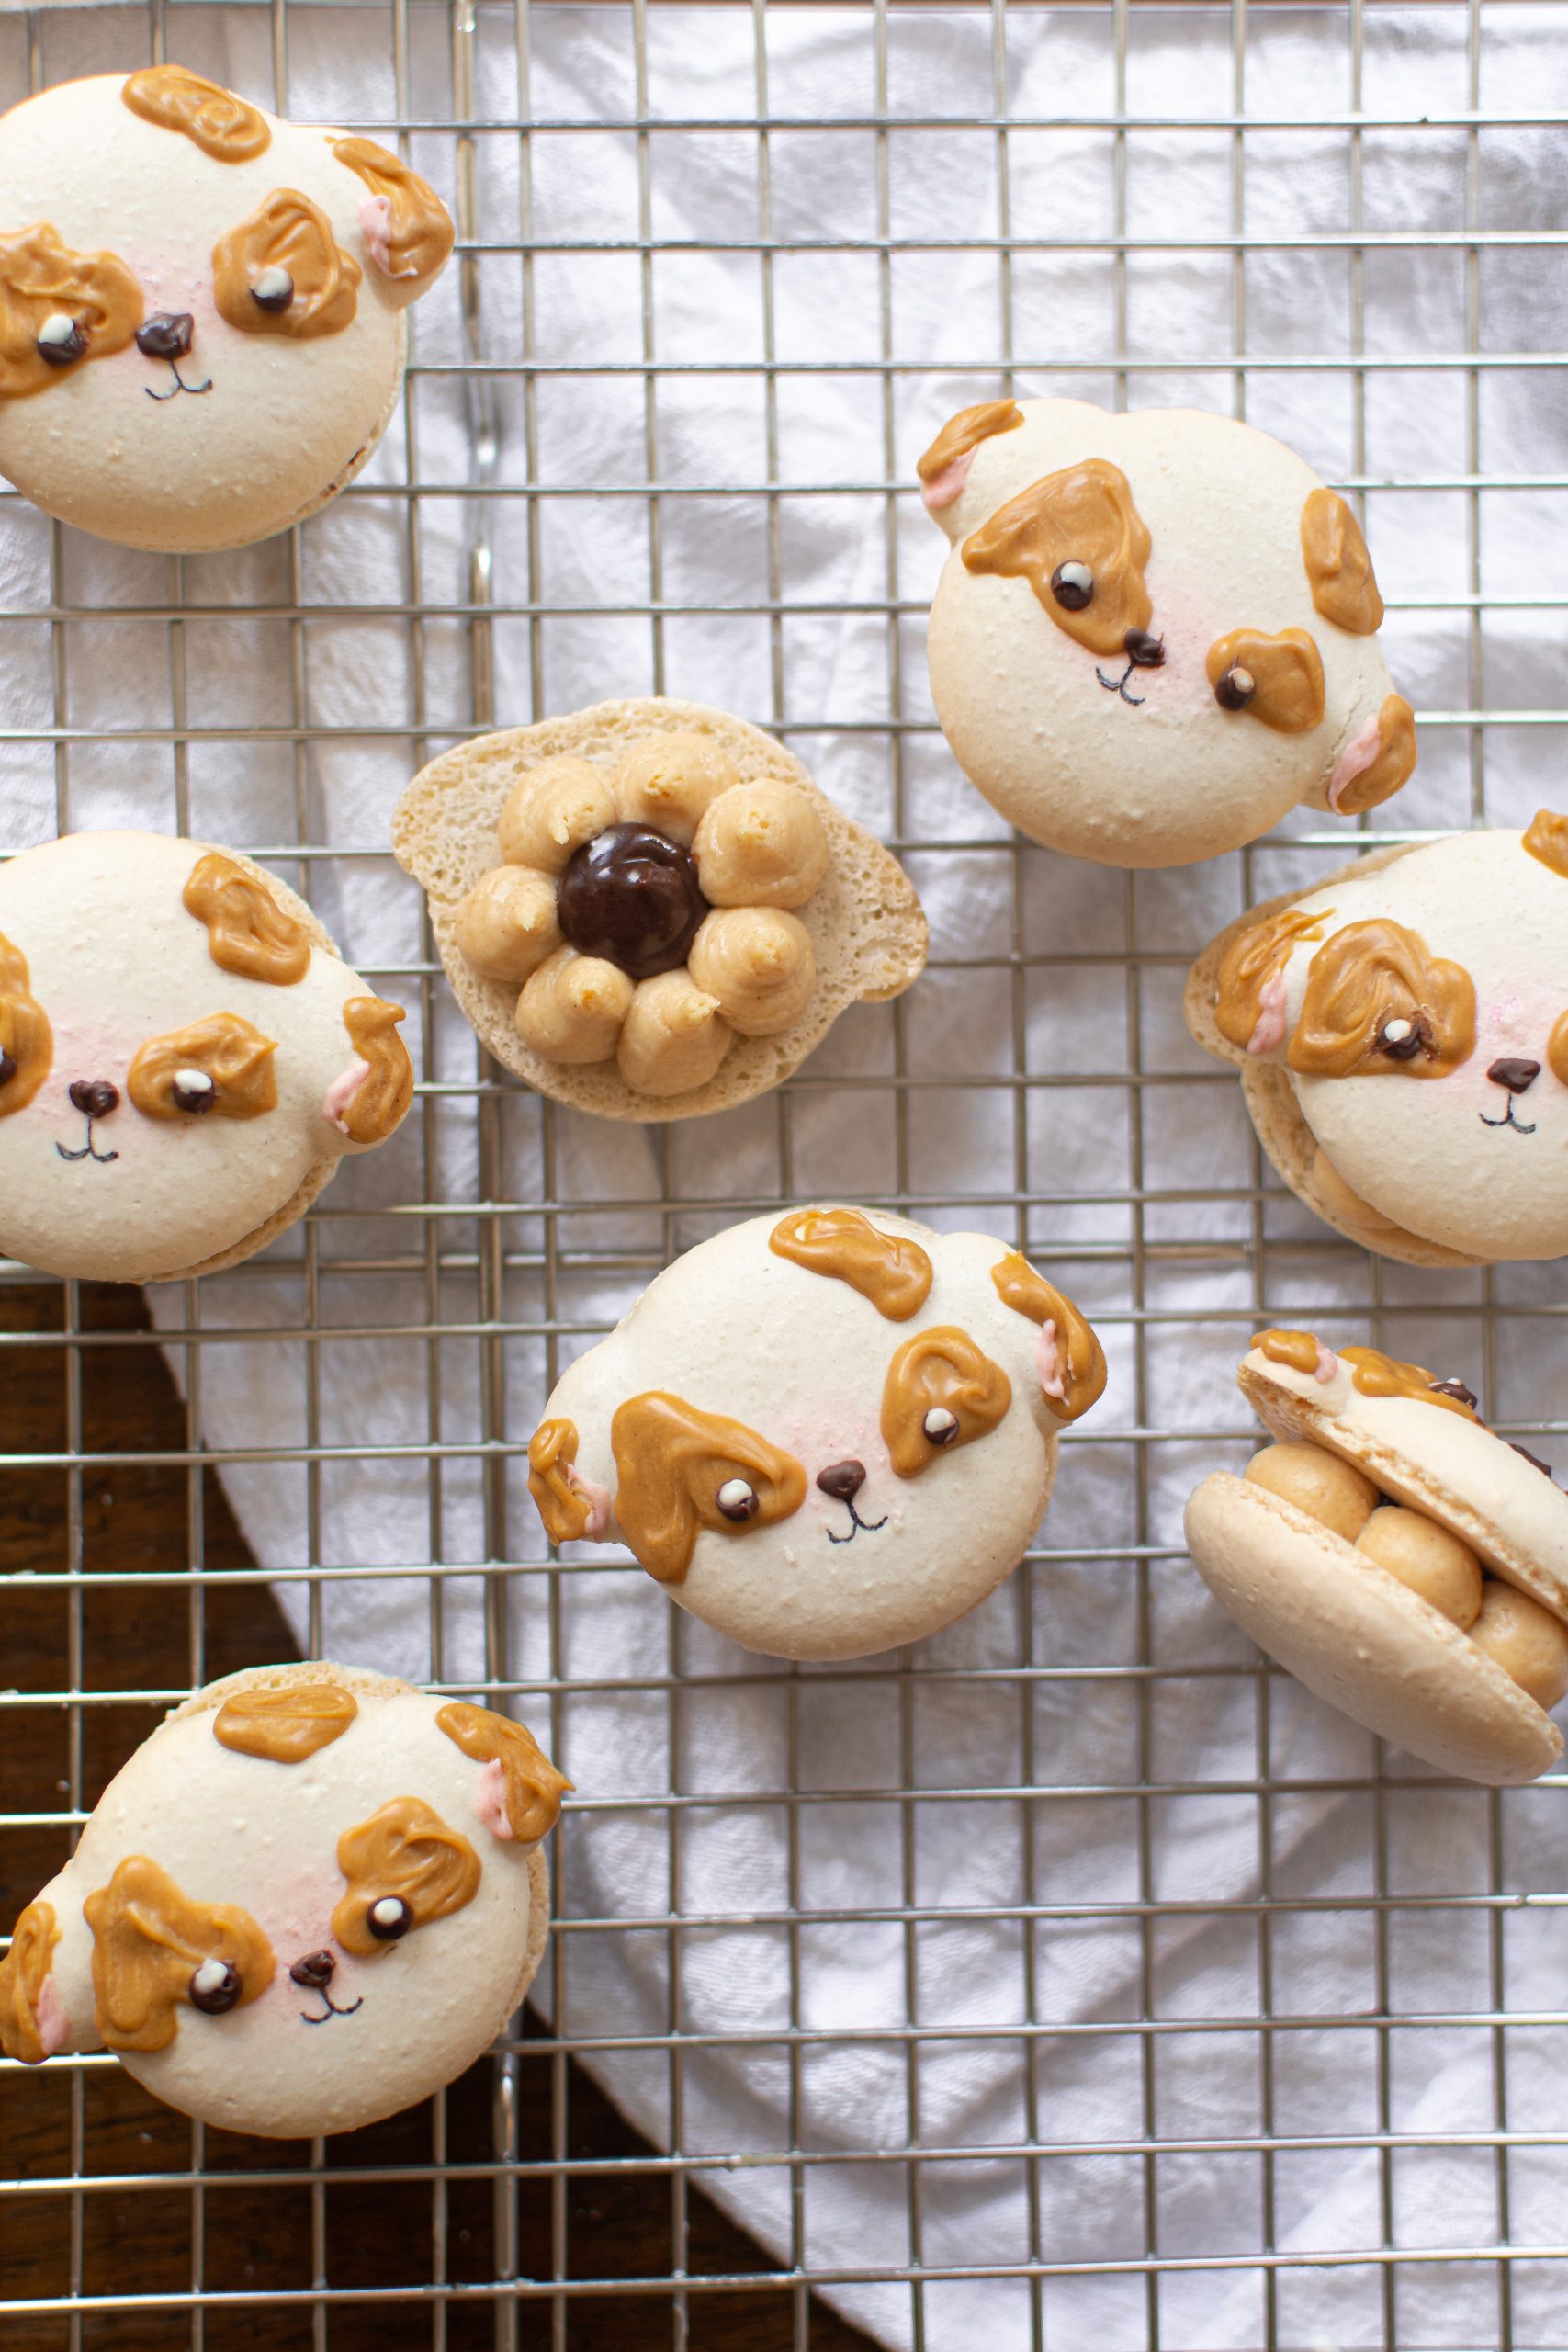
left=392, top=698, right=929, bottom=1122
left=525, top=1204, right=1106, bottom=1658
left=1184, top=817, right=1568, bottom=1265
left=1185, top=1329, right=1568, bottom=1783
left=0, top=831, right=413, bottom=1282
left=0, top=1664, right=570, bottom=2139
left=0, top=68, right=453, bottom=551
left=920, top=396, right=1414, bottom=867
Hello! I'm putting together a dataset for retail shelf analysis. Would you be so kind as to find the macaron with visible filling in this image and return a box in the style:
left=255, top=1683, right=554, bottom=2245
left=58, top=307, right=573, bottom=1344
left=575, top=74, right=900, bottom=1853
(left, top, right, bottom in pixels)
left=1185, top=1329, right=1568, bottom=1783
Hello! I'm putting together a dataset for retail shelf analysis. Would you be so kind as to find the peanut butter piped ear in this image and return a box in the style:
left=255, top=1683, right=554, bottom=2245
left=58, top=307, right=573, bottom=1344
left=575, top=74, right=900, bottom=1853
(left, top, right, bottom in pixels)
left=331, top=137, right=455, bottom=289
left=339, top=998, right=414, bottom=1144
left=0, top=926, right=52, bottom=1115
left=1523, top=809, right=1568, bottom=881
left=1300, top=487, right=1384, bottom=637
left=435, top=1702, right=572, bottom=1843
left=0, top=1898, right=61, bottom=2064
left=988, top=1254, right=1107, bottom=1423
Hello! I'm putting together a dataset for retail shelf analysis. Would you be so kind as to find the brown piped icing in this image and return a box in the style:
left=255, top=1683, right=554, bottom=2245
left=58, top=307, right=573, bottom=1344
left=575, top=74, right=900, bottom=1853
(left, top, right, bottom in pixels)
left=1337, top=693, right=1416, bottom=815
left=881, top=1326, right=1011, bottom=1477
left=212, top=1680, right=357, bottom=1763
left=331, top=137, right=455, bottom=285
left=1339, top=1345, right=1480, bottom=1420
left=1300, top=488, right=1384, bottom=637
left=339, top=998, right=413, bottom=1144
left=84, top=1855, right=274, bottom=2053
left=961, top=458, right=1153, bottom=660
left=610, top=1392, right=807, bottom=1583
left=1253, top=1328, right=1327, bottom=1377
left=212, top=191, right=360, bottom=339
left=121, top=66, right=271, bottom=163
left=916, top=400, right=1023, bottom=485
left=0, top=929, right=52, bottom=1115
left=988, top=1253, right=1106, bottom=1422
left=435, top=1702, right=572, bottom=1844
left=1523, top=808, right=1568, bottom=881
left=0, top=1897, right=60, bottom=2064
left=1213, top=907, right=1332, bottom=1055
left=1287, top=919, right=1475, bottom=1080
left=127, top=1012, right=279, bottom=1122
left=769, top=1207, right=932, bottom=1322
left=528, top=1418, right=592, bottom=1544
left=183, top=852, right=310, bottom=987
left=1206, top=628, right=1325, bottom=733
left=331, top=1797, right=480, bottom=1958
left=0, top=224, right=143, bottom=399
left=1548, top=1008, right=1568, bottom=1092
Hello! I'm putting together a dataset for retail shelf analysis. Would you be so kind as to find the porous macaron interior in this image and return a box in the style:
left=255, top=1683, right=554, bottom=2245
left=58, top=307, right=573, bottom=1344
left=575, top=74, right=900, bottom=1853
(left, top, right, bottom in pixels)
left=1244, top=1438, right=1568, bottom=1713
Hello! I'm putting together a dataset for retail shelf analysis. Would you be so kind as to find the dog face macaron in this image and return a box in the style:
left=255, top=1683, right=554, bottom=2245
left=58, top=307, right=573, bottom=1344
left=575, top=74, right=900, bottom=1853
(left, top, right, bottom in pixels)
left=1185, top=1331, right=1568, bottom=1784
left=527, top=1206, right=1106, bottom=1660
left=920, top=398, right=1414, bottom=868
left=0, top=831, right=413, bottom=1281
left=0, top=1667, right=569, bottom=2139
left=0, top=69, right=452, bottom=551
left=1192, top=819, right=1568, bottom=1262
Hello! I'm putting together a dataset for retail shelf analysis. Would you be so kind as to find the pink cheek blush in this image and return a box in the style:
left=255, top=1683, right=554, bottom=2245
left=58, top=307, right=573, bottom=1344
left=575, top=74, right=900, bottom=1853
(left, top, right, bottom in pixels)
left=1036, top=1319, right=1064, bottom=1403
left=324, top=1060, right=370, bottom=1134
left=1247, top=973, right=1289, bottom=1057
left=475, top=1759, right=512, bottom=1842
left=359, top=195, right=408, bottom=280
left=563, top=1463, right=610, bottom=1538
left=36, top=1972, right=68, bottom=2057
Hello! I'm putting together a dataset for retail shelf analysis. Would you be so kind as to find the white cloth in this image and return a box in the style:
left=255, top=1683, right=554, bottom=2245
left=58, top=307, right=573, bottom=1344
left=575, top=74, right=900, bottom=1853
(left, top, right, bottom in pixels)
left=4, top=5, right=1566, bottom=2345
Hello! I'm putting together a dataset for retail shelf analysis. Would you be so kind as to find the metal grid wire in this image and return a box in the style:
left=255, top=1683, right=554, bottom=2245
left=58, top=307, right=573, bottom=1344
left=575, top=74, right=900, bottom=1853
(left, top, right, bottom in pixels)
left=6, top=0, right=1568, bottom=2345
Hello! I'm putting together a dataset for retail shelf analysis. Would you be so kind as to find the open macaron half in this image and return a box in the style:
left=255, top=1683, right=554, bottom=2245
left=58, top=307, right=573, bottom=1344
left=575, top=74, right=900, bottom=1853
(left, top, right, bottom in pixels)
left=1184, top=1329, right=1568, bottom=1784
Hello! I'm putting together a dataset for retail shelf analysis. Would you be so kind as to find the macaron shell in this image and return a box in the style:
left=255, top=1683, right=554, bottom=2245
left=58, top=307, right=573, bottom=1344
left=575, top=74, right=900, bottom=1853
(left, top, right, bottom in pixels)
left=1185, top=1471, right=1562, bottom=1785
left=925, top=400, right=1398, bottom=868
left=0, top=75, right=414, bottom=552
left=1237, top=1343, right=1568, bottom=1623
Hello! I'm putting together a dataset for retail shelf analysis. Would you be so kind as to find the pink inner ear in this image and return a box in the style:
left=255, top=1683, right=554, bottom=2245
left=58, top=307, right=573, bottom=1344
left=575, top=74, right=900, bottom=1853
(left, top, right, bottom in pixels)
left=921, top=451, right=973, bottom=513
left=358, top=193, right=398, bottom=277
left=1035, top=1319, right=1064, bottom=1402
left=36, top=1970, right=67, bottom=2057
left=1328, top=713, right=1382, bottom=811
left=564, top=1462, right=611, bottom=1540
left=475, top=1758, right=513, bottom=1842
left=323, top=1059, right=370, bottom=1134
left=1247, top=973, right=1290, bottom=1057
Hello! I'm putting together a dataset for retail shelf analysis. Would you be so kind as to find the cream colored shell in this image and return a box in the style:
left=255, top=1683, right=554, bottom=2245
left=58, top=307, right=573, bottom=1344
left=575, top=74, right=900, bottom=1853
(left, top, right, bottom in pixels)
left=924, top=398, right=1404, bottom=868
left=19, top=1663, right=552, bottom=2140
left=0, top=74, right=448, bottom=552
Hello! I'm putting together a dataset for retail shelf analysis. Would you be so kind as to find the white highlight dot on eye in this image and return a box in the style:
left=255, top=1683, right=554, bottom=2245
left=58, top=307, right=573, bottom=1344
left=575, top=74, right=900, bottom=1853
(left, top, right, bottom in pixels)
left=191, top=1960, right=229, bottom=1996
left=38, top=312, right=76, bottom=345
left=716, top=1477, right=759, bottom=1521
left=923, top=1408, right=959, bottom=1444
left=1382, top=1019, right=1412, bottom=1044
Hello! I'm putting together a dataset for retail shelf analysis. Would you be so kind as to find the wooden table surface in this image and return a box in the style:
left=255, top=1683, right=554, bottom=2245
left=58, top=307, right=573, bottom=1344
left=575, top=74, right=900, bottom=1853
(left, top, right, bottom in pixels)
left=1, top=1282, right=874, bottom=2352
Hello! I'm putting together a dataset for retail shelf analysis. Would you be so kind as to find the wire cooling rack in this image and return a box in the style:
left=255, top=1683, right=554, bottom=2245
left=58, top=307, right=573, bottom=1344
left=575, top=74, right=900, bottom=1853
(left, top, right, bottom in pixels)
left=6, top=1, right=1568, bottom=2346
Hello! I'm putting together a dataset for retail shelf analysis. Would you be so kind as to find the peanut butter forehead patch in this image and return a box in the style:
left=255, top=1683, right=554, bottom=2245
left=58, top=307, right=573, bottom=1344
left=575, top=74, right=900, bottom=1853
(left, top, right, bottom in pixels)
left=769, top=1207, right=932, bottom=1321
left=121, top=65, right=272, bottom=163
left=213, top=1680, right=357, bottom=1762
left=960, top=458, right=1153, bottom=660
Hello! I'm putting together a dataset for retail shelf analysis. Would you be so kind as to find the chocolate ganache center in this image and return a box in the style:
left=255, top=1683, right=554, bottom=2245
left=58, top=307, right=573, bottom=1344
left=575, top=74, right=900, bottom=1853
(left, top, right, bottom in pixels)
left=556, top=822, right=709, bottom=980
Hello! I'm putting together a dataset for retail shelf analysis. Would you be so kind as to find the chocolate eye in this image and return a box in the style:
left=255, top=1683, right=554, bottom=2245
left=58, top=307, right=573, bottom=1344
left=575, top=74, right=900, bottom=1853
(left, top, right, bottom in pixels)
left=367, top=1895, right=412, bottom=1942
left=1214, top=663, right=1257, bottom=712
left=923, top=1407, right=960, bottom=1446
left=171, top=1067, right=217, bottom=1115
left=251, top=267, right=294, bottom=314
left=716, top=1477, right=760, bottom=1522
left=36, top=312, right=86, bottom=366
left=1050, top=560, right=1094, bottom=613
left=188, top=1958, right=242, bottom=2014
left=0, top=1048, right=15, bottom=1088
left=1377, top=1016, right=1423, bottom=1061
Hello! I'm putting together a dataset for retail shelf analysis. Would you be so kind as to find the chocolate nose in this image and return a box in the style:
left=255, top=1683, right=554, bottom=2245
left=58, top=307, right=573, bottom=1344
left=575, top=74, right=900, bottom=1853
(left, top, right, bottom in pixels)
left=816, top=1459, right=866, bottom=1503
left=68, top=1080, right=118, bottom=1120
left=1122, top=627, right=1166, bottom=669
left=288, top=1949, right=335, bottom=1989
left=136, top=311, right=194, bottom=360
left=1487, top=1057, right=1540, bottom=1095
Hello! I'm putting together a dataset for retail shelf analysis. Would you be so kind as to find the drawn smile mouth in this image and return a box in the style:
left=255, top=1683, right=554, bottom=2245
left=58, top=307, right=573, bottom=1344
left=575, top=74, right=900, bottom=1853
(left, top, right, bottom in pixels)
left=1096, top=660, right=1147, bottom=707
left=299, top=1991, right=365, bottom=2026
left=826, top=1498, right=889, bottom=1546
left=1480, top=1100, right=1536, bottom=1135
left=146, top=362, right=213, bottom=401
left=56, top=1118, right=118, bottom=1166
